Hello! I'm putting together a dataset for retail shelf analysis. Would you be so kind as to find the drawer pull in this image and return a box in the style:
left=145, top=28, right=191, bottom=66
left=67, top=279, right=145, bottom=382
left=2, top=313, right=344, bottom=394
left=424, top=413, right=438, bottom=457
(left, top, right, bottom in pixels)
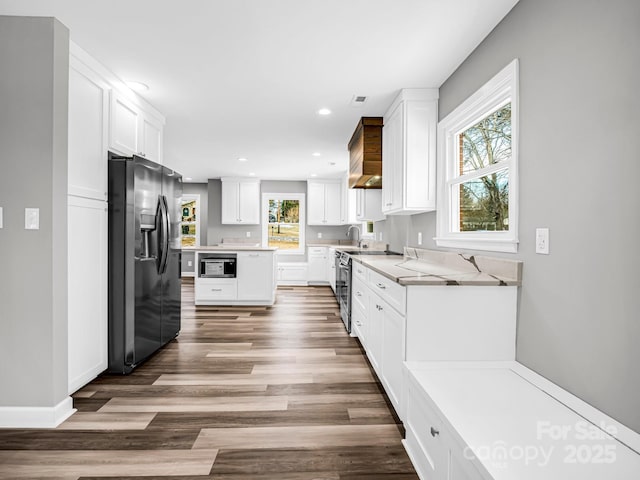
left=376, top=283, right=386, bottom=289
left=430, top=427, right=439, bottom=437
left=211, top=288, right=222, bottom=292
left=376, top=304, right=383, bottom=311
left=356, top=291, right=362, bottom=297
left=357, top=268, right=363, bottom=274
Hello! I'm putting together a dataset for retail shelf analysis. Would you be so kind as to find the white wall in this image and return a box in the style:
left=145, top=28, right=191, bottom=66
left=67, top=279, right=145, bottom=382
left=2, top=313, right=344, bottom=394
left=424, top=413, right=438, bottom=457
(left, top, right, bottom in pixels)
left=377, top=0, right=640, bottom=433
left=0, top=16, right=70, bottom=409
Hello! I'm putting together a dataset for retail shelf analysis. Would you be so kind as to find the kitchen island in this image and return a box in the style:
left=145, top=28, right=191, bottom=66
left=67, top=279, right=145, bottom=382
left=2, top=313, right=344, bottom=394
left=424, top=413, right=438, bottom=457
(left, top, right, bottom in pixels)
left=190, top=246, right=278, bottom=306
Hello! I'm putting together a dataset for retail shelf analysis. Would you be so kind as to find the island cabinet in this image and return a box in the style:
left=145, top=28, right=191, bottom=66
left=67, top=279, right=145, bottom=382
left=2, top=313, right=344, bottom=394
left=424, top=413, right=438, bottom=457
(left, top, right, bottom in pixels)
left=195, top=250, right=276, bottom=305
left=307, top=179, right=344, bottom=225
left=221, top=178, right=261, bottom=225
left=381, top=88, right=438, bottom=215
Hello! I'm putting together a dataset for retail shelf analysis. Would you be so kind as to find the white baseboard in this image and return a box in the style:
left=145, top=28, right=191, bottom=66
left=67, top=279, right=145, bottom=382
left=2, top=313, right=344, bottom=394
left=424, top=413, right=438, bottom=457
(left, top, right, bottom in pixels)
left=0, top=396, right=76, bottom=428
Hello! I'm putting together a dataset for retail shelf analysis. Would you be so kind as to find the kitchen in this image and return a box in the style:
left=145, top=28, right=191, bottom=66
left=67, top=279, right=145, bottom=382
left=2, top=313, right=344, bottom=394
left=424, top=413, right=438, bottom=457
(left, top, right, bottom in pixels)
left=0, top=0, right=639, bottom=478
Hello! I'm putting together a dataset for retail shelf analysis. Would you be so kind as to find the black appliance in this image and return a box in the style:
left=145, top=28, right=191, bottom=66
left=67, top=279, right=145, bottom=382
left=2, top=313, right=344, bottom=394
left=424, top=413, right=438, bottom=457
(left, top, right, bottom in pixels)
left=199, top=253, right=237, bottom=278
left=337, top=250, right=398, bottom=333
left=108, top=153, right=182, bottom=374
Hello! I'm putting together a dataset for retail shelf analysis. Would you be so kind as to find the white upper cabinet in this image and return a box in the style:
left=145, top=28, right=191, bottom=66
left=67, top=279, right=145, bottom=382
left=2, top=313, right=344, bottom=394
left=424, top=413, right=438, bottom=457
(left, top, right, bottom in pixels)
left=221, top=178, right=261, bottom=224
left=355, top=189, right=385, bottom=222
left=382, top=89, right=438, bottom=215
left=68, top=55, right=109, bottom=201
left=307, top=179, right=345, bottom=225
left=109, top=90, right=164, bottom=164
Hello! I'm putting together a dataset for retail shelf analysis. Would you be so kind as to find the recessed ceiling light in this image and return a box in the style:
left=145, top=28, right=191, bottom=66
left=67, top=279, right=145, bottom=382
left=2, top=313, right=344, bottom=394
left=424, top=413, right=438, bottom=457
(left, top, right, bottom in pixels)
left=238, top=157, right=248, bottom=162
left=126, top=81, right=149, bottom=92
left=312, top=152, right=321, bottom=157
left=310, top=173, right=318, bottom=177
left=185, top=177, right=193, bottom=181
left=317, top=108, right=331, bottom=116
left=249, top=172, right=255, bottom=176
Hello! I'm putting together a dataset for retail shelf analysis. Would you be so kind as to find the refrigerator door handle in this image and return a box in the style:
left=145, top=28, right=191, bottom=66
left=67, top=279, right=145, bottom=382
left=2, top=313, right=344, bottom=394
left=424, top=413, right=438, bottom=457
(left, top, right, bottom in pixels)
left=156, top=195, right=168, bottom=275
left=160, top=195, right=171, bottom=274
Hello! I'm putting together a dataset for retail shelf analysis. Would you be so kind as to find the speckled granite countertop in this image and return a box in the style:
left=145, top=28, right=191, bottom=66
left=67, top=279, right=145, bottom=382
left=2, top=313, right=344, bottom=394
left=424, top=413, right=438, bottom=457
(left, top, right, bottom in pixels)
left=183, top=245, right=278, bottom=252
left=350, top=247, right=522, bottom=287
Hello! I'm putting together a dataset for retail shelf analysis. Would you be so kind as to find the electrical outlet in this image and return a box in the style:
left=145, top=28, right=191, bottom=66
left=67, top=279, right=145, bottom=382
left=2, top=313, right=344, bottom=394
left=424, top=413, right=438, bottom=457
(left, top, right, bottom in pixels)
left=418, top=232, right=423, bottom=245
left=246, top=231, right=251, bottom=238
left=536, top=228, right=549, bottom=254
left=25, top=208, right=39, bottom=230
left=187, top=260, right=193, bottom=267
left=379, top=232, right=383, bottom=241
left=317, top=232, right=322, bottom=239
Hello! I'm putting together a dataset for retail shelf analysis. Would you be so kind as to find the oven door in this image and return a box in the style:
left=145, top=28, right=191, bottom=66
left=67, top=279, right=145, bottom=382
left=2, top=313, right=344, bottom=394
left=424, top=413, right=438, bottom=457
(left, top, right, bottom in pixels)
left=337, top=262, right=351, bottom=333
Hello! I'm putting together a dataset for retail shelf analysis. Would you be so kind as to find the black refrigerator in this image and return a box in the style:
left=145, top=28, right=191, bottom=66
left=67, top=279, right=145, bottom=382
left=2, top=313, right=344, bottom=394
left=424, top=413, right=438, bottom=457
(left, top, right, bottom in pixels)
left=107, top=152, right=182, bottom=374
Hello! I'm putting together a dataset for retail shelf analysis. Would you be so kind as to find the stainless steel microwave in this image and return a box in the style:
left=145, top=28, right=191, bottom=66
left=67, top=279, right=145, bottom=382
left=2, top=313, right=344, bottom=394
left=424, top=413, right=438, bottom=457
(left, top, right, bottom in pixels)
left=199, top=253, right=237, bottom=278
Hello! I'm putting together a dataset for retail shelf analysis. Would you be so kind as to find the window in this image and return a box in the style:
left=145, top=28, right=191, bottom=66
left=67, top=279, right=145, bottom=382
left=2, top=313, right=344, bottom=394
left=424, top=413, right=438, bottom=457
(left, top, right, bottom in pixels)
left=436, top=59, right=519, bottom=253
left=181, top=194, right=200, bottom=247
left=261, top=193, right=305, bottom=254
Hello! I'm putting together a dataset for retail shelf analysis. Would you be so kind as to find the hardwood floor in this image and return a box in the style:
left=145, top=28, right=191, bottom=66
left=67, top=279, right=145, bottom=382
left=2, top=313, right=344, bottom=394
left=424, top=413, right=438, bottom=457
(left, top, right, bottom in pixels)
left=0, top=280, right=418, bottom=479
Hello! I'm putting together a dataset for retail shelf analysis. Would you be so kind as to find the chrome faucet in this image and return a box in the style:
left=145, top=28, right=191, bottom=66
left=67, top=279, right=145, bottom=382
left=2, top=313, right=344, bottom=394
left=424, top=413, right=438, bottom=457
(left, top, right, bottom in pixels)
left=347, top=225, right=362, bottom=248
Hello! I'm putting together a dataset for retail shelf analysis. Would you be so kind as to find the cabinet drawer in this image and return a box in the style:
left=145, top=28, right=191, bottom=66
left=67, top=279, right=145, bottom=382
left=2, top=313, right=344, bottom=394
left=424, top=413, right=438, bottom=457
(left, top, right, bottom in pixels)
left=351, top=306, right=366, bottom=345
left=368, top=269, right=406, bottom=315
left=406, top=377, right=449, bottom=480
left=352, top=262, right=368, bottom=284
left=351, top=276, right=368, bottom=313
left=308, top=246, right=327, bottom=255
left=195, top=278, right=237, bottom=300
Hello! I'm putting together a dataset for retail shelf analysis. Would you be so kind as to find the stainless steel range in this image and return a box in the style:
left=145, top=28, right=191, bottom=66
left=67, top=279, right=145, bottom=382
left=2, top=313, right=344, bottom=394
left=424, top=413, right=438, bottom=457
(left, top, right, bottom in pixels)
left=336, top=250, right=397, bottom=333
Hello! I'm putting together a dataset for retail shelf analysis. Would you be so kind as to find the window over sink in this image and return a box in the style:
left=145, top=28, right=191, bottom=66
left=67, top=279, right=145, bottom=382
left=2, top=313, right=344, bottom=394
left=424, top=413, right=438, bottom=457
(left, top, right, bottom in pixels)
left=436, top=59, right=519, bottom=253
left=261, top=193, right=305, bottom=254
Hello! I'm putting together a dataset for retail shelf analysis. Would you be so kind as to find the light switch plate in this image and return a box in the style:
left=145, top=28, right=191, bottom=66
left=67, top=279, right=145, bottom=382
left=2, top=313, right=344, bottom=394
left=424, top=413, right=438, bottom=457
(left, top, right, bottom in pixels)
left=536, top=228, right=549, bottom=254
left=25, top=208, right=39, bottom=230
left=246, top=231, right=251, bottom=238
left=418, top=232, right=423, bottom=245
left=317, top=232, right=322, bottom=239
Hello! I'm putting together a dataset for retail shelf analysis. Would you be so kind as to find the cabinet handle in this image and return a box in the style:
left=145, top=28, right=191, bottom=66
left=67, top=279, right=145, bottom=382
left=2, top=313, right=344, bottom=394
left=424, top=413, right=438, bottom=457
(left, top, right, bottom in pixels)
left=249, top=254, right=259, bottom=257
left=376, top=304, right=382, bottom=311
left=356, top=291, right=362, bottom=297
left=376, top=283, right=386, bottom=289
left=430, top=427, right=439, bottom=438
left=211, top=288, right=222, bottom=292
left=355, top=320, right=362, bottom=326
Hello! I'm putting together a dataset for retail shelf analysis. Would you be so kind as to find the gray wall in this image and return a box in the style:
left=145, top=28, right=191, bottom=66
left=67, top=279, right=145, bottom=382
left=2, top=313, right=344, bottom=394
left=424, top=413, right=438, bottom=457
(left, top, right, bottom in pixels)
left=377, top=0, right=640, bottom=433
left=0, top=16, right=69, bottom=407
left=207, top=179, right=354, bottom=261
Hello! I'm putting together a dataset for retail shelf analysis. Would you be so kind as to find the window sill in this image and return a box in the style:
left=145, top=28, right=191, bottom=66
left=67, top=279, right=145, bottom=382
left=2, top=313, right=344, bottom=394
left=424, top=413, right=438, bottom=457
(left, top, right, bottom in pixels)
left=434, top=237, right=518, bottom=254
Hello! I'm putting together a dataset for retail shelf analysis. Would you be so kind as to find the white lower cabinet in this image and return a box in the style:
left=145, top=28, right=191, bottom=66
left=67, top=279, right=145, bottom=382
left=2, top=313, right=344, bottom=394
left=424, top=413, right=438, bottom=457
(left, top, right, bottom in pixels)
left=195, top=250, right=275, bottom=305
left=380, top=300, right=405, bottom=411
left=195, top=278, right=238, bottom=302
left=276, top=262, right=308, bottom=286
left=237, top=251, right=275, bottom=302
left=67, top=196, right=108, bottom=394
left=307, top=247, right=328, bottom=283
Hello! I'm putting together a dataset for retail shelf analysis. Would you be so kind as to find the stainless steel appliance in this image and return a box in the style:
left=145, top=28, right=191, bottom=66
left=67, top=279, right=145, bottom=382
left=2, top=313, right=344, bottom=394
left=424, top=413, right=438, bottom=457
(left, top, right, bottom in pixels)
left=199, top=253, right=237, bottom=278
left=337, top=250, right=398, bottom=333
left=108, top=153, right=182, bottom=374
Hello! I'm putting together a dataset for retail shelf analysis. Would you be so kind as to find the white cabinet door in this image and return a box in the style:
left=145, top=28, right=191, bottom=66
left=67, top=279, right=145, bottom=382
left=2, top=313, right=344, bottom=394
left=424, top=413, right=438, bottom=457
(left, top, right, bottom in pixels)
left=68, top=196, right=107, bottom=394
left=109, top=90, right=164, bottom=163
left=109, top=91, right=140, bottom=156
left=221, top=179, right=260, bottom=225
left=221, top=180, right=240, bottom=224
left=324, top=181, right=343, bottom=225
left=238, top=181, right=260, bottom=224
left=381, top=300, right=405, bottom=415
left=356, top=189, right=385, bottom=222
left=307, top=255, right=326, bottom=282
left=237, top=252, right=273, bottom=300
left=307, top=181, right=326, bottom=225
left=368, top=294, right=384, bottom=375
left=141, top=115, right=163, bottom=164
left=382, top=89, right=438, bottom=215
left=68, top=59, right=109, bottom=201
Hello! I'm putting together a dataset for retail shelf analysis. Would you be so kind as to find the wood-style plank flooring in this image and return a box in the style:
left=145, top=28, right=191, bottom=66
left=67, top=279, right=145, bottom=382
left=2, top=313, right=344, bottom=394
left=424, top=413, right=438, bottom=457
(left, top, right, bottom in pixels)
left=0, top=280, right=418, bottom=479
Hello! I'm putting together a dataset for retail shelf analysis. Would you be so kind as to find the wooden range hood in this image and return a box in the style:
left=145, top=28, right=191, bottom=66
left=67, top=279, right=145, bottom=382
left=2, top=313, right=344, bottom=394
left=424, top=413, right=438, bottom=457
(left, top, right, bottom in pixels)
left=348, top=117, right=383, bottom=188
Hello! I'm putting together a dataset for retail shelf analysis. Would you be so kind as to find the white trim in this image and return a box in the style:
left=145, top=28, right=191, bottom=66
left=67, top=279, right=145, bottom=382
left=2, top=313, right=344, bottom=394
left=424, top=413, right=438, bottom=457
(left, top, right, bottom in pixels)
left=261, top=193, right=306, bottom=255
left=0, top=397, right=75, bottom=428
left=436, top=59, right=519, bottom=253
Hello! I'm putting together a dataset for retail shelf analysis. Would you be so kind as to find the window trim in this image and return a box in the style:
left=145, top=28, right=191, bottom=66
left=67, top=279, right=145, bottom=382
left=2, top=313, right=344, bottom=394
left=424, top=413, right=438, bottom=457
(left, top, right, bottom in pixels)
left=435, top=59, right=519, bottom=253
left=261, top=193, right=306, bottom=255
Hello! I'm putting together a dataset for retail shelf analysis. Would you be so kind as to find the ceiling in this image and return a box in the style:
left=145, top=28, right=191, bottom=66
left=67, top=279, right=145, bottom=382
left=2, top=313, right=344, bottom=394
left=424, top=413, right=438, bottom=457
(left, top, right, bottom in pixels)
left=0, top=0, right=519, bottom=183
